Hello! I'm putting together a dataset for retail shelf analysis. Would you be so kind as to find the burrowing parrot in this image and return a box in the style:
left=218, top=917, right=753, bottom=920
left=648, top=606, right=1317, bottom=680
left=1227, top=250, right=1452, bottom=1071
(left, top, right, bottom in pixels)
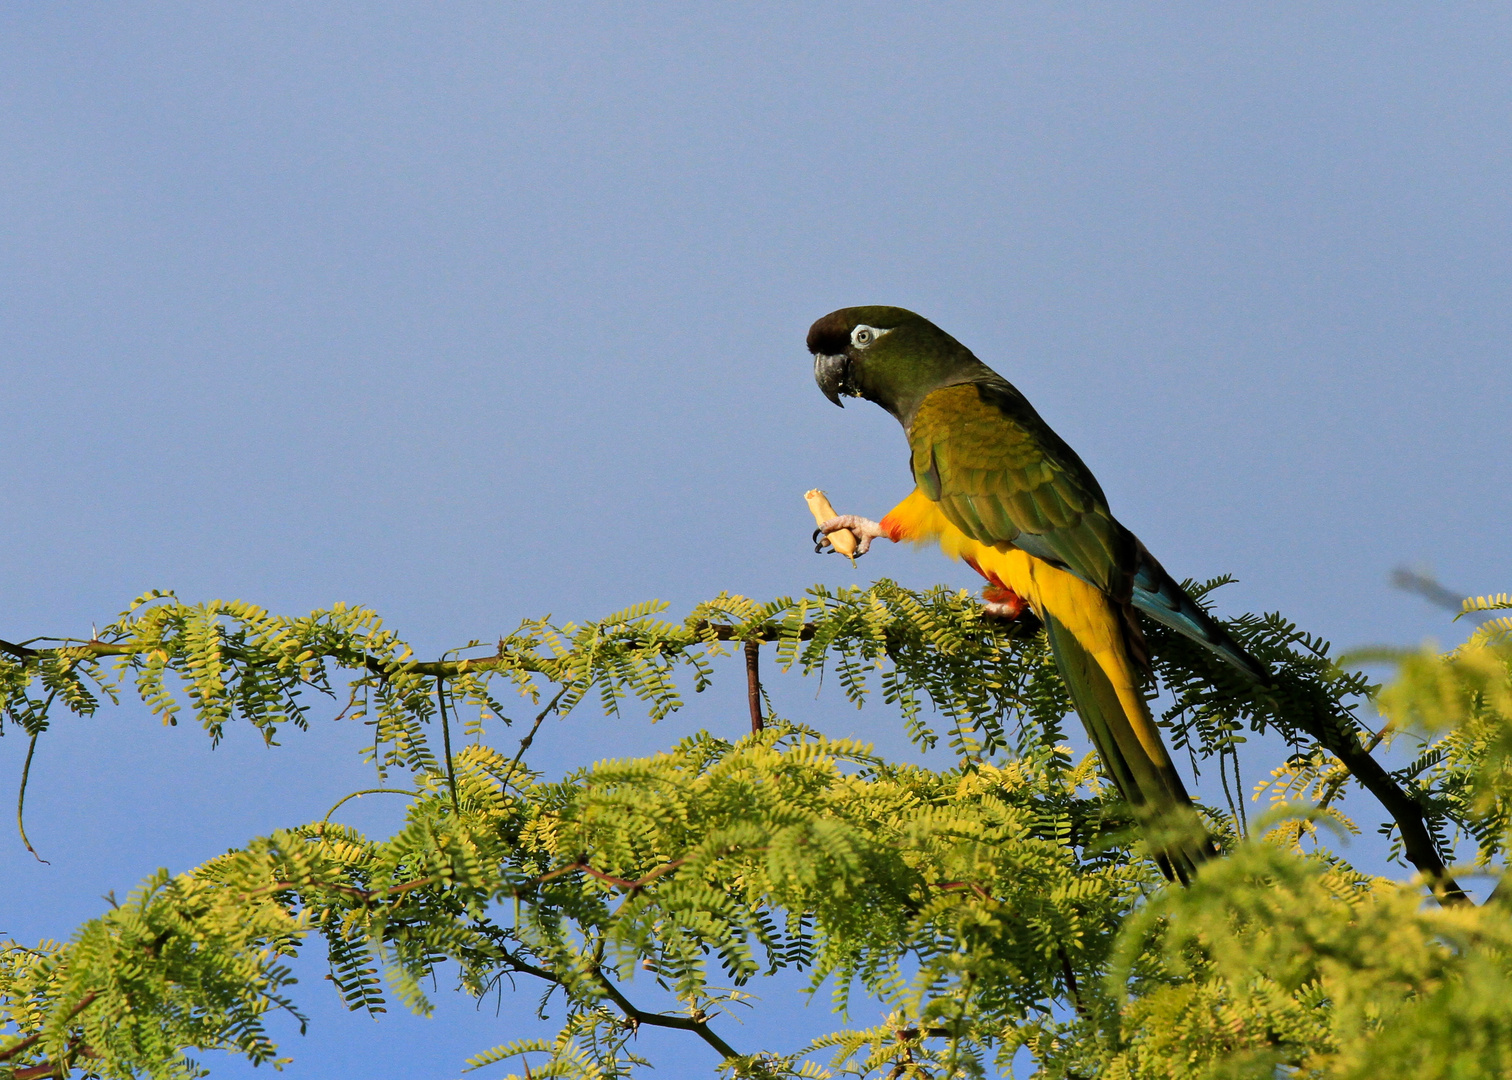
left=808, top=305, right=1267, bottom=882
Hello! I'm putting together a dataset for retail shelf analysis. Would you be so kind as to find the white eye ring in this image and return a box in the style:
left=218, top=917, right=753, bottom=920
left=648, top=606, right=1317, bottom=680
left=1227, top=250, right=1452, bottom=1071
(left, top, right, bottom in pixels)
left=851, top=324, right=889, bottom=349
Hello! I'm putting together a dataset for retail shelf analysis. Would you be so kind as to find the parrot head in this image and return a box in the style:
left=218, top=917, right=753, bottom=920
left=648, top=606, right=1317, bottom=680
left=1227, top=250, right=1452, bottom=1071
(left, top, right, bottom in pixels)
left=808, top=305, right=990, bottom=427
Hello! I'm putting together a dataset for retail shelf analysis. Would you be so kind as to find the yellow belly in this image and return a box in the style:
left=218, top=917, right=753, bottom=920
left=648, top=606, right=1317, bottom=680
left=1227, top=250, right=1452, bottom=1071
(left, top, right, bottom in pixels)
left=882, top=487, right=1169, bottom=766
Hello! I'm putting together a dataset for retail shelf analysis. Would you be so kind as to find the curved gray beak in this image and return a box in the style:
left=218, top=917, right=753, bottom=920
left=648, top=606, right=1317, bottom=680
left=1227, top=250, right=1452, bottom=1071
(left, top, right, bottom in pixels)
left=813, top=352, right=849, bottom=407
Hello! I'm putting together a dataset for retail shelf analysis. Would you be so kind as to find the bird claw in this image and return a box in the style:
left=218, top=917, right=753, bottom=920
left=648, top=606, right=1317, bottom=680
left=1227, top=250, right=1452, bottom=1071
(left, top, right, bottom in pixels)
left=811, top=525, right=867, bottom=556
left=813, top=515, right=886, bottom=557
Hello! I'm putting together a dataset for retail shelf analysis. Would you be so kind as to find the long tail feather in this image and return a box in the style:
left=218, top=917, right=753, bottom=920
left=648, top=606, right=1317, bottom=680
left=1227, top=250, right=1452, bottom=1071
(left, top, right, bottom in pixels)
left=1043, top=611, right=1217, bottom=883
left=883, top=493, right=1224, bottom=882
left=1132, top=545, right=1269, bottom=683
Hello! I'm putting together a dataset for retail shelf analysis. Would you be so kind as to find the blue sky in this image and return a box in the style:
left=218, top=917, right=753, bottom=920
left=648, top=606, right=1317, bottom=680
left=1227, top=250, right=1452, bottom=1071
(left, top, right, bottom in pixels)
left=3, top=4, right=1511, bottom=1076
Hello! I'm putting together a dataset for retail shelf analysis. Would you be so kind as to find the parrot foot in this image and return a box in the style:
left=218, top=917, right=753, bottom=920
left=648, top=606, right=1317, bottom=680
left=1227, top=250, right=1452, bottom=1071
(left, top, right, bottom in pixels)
left=981, top=600, right=1025, bottom=619
left=813, top=515, right=888, bottom=556
left=981, top=584, right=1030, bottom=621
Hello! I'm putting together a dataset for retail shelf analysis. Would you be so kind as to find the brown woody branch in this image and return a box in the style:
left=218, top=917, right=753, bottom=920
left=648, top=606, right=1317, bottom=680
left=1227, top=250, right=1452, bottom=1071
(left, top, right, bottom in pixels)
left=1302, top=714, right=1467, bottom=904
left=933, top=880, right=992, bottom=901
left=14, top=607, right=1451, bottom=912
left=3, top=611, right=1042, bottom=683
left=514, top=855, right=690, bottom=897
left=0, top=622, right=820, bottom=683
left=744, top=640, right=763, bottom=733
left=362, top=621, right=821, bottom=679
left=0, top=639, right=39, bottom=661
left=15, top=1053, right=71, bottom=1079
left=580, top=858, right=688, bottom=893
left=478, top=927, right=741, bottom=1063
left=592, top=972, right=740, bottom=1061
left=0, top=992, right=99, bottom=1070
left=503, top=686, right=570, bottom=783
left=251, top=875, right=437, bottom=904
left=12, top=1046, right=96, bottom=1080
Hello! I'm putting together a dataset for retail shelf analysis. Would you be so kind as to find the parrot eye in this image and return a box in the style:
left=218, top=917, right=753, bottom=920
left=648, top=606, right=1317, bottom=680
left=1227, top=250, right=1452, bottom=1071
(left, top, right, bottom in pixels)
left=851, top=325, right=889, bottom=349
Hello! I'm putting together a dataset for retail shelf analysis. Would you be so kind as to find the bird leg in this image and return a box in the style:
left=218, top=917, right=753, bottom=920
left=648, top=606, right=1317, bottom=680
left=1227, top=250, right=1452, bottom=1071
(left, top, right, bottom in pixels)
left=813, top=515, right=889, bottom=557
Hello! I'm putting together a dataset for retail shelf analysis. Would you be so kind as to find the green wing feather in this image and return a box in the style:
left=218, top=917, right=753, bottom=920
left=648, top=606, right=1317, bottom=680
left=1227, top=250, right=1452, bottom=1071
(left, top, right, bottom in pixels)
left=907, top=379, right=1232, bottom=879
left=909, top=377, right=1270, bottom=681
left=909, top=380, right=1137, bottom=599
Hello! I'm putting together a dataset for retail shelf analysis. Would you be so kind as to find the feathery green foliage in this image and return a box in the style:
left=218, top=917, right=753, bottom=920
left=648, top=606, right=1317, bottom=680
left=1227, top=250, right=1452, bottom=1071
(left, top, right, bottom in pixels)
left=2, top=580, right=1511, bottom=1078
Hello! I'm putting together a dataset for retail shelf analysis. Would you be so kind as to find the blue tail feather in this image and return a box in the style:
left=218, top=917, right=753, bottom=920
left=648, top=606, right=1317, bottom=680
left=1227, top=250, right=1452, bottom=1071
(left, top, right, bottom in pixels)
left=1131, top=546, right=1268, bottom=682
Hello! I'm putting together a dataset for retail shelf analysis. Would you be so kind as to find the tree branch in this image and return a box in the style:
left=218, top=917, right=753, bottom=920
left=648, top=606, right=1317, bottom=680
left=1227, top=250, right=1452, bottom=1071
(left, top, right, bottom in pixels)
left=579, top=857, right=688, bottom=893
left=2, top=610, right=1043, bottom=685
left=502, top=686, right=569, bottom=785
left=474, top=925, right=742, bottom=1063
left=360, top=621, right=819, bottom=678
left=17, top=729, right=49, bottom=864
left=2, top=623, right=815, bottom=681
left=14, top=1057, right=70, bottom=1080
left=319, top=788, right=420, bottom=824
left=744, top=640, right=763, bottom=733
left=0, top=639, right=39, bottom=661
left=435, top=676, right=459, bottom=811
left=591, top=971, right=740, bottom=1062
left=1304, top=715, right=1467, bottom=903
left=512, top=854, right=691, bottom=896
left=249, top=875, right=437, bottom=904
left=0, top=992, right=97, bottom=1063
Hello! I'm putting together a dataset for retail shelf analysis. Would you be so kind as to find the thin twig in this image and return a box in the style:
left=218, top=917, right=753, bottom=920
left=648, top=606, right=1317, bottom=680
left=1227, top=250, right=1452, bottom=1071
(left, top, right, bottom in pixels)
left=933, top=880, right=992, bottom=901
left=0, top=992, right=97, bottom=1063
left=1216, top=746, right=1238, bottom=835
left=1231, top=749, right=1248, bottom=836
left=474, top=931, right=743, bottom=1063
left=436, top=676, right=459, bottom=812
left=580, top=857, right=688, bottom=893
left=1363, top=719, right=1395, bottom=755
left=593, top=972, right=740, bottom=1061
left=14, top=686, right=60, bottom=863
left=744, top=640, right=763, bottom=733
left=511, top=854, right=689, bottom=897
left=1057, top=947, right=1089, bottom=1021
left=17, top=732, right=49, bottom=864
left=245, top=875, right=437, bottom=905
left=503, top=686, right=568, bottom=785
left=319, top=788, right=420, bottom=824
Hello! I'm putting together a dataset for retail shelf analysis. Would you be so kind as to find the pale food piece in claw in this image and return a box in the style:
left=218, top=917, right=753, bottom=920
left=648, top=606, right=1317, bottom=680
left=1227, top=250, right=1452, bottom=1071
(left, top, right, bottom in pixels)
left=804, top=490, right=857, bottom=565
